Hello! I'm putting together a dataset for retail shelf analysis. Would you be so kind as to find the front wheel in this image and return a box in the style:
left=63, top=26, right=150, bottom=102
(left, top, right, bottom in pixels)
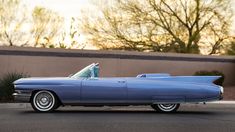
left=31, top=90, right=58, bottom=112
left=151, top=104, right=180, bottom=113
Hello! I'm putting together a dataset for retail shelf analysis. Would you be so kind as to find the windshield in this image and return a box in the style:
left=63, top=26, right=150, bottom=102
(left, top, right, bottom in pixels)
left=70, top=63, right=99, bottom=79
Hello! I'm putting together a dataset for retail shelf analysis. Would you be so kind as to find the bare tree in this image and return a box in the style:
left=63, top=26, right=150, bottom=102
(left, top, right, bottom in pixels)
left=31, top=6, right=64, bottom=48
left=82, top=0, right=233, bottom=54
left=226, top=37, right=235, bottom=55
left=58, top=17, right=85, bottom=49
left=0, top=0, right=29, bottom=46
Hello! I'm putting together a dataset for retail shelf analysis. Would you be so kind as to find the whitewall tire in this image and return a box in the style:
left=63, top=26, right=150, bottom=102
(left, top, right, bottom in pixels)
left=151, top=104, right=180, bottom=113
left=31, top=90, right=58, bottom=112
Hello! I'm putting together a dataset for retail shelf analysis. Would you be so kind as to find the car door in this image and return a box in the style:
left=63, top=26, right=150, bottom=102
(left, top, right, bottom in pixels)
left=81, top=78, right=127, bottom=103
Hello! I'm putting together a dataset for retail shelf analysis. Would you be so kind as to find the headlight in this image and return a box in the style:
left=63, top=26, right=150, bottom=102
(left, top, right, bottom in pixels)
left=14, top=90, right=31, bottom=94
left=14, top=90, right=22, bottom=94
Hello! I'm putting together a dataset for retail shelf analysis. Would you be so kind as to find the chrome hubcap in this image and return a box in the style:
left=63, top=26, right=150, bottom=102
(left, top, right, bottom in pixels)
left=158, top=104, right=177, bottom=112
left=33, top=91, right=55, bottom=111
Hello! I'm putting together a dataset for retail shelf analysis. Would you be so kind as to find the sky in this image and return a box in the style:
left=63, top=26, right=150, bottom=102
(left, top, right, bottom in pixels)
left=25, top=0, right=109, bottom=19
left=27, top=0, right=92, bottom=18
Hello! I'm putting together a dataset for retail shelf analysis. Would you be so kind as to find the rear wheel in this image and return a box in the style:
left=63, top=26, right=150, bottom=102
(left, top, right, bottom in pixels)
left=31, top=90, right=58, bottom=112
left=151, top=104, right=180, bottom=113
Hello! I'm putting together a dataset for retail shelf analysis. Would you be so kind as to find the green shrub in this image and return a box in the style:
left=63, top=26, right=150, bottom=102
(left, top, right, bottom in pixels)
left=0, top=72, right=29, bottom=102
left=194, top=70, right=225, bottom=86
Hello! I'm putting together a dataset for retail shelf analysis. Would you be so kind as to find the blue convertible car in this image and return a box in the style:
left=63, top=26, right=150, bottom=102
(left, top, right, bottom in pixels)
left=13, top=63, right=223, bottom=112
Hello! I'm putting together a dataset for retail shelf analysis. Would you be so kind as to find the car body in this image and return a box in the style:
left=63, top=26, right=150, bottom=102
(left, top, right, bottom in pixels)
left=13, top=63, right=223, bottom=112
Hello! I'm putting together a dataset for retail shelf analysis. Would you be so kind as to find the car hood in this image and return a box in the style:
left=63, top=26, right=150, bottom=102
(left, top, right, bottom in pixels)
left=13, top=77, right=73, bottom=85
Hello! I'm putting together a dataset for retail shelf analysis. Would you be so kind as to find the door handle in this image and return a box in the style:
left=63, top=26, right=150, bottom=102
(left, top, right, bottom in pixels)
left=118, top=81, right=126, bottom=83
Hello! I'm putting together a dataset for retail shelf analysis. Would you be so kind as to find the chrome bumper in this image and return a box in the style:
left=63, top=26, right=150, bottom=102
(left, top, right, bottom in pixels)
left=13, top=90, right=32, bottom=102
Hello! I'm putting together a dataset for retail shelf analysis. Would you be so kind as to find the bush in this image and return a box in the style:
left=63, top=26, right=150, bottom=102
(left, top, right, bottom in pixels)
left=194, top=70, right=225, bottom=86
left=0, top=72, right=29, bottom=102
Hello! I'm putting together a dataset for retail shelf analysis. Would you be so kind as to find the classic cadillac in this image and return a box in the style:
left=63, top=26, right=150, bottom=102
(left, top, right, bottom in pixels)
left=13, top=63, right=223, bottom=113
